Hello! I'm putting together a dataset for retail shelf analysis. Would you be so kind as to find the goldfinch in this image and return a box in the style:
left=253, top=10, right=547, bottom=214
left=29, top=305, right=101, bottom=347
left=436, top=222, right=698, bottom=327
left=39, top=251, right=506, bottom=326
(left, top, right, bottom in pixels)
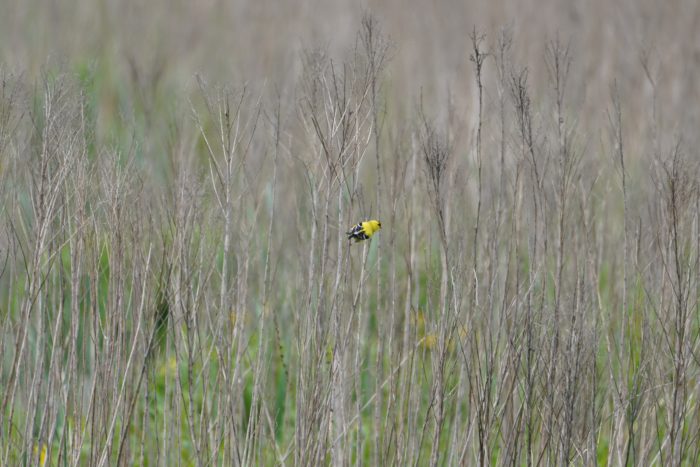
left=346, top=220, right=382, bottom=242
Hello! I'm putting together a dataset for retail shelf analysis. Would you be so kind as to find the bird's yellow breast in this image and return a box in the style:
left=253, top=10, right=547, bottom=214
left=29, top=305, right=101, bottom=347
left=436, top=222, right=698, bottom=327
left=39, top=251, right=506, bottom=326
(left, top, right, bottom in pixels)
left=362, top=220, right=381, bottom=236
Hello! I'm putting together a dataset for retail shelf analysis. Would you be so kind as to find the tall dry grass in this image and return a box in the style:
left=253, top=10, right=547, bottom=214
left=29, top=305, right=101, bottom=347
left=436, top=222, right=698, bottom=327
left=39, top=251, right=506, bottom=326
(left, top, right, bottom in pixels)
left=2, top=2, right=700, bottom=465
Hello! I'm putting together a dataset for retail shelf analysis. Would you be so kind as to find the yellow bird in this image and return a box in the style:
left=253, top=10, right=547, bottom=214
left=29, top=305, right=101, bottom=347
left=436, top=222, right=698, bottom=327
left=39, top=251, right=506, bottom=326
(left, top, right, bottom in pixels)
left=346, top=220, right=382, bottom=243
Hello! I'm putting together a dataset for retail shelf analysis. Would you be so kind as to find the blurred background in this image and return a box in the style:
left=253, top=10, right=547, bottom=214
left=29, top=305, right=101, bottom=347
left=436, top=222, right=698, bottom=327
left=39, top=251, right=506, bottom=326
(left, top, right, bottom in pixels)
left=3, top=0, right=699, bottom=153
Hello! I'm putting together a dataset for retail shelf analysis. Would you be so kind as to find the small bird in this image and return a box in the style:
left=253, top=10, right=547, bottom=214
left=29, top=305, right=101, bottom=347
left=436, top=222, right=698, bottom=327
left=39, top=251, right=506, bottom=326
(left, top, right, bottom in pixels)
left=346, top=220, right=382, bottom=243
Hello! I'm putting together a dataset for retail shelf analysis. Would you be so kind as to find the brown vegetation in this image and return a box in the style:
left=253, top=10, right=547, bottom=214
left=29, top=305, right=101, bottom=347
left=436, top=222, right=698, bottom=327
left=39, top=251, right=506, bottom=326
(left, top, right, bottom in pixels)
left=2, top=1, right=700, bottom=465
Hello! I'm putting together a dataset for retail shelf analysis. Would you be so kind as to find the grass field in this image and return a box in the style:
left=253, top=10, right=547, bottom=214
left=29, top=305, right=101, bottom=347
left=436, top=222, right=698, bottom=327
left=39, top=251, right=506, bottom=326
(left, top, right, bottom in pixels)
left=2, top=1, right=700, bottom=465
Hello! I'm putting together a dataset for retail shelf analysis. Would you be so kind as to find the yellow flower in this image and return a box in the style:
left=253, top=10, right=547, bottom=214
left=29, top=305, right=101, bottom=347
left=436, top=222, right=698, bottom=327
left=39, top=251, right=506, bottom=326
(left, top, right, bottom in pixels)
left=34, top=443, right=47, bottom=466
left=421, top=334, right=438, bottom=350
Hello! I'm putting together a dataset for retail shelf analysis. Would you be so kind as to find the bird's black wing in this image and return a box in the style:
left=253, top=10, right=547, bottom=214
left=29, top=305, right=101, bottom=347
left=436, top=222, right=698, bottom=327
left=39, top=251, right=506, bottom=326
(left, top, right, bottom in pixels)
left=346, top=223, right=369, bottom=241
